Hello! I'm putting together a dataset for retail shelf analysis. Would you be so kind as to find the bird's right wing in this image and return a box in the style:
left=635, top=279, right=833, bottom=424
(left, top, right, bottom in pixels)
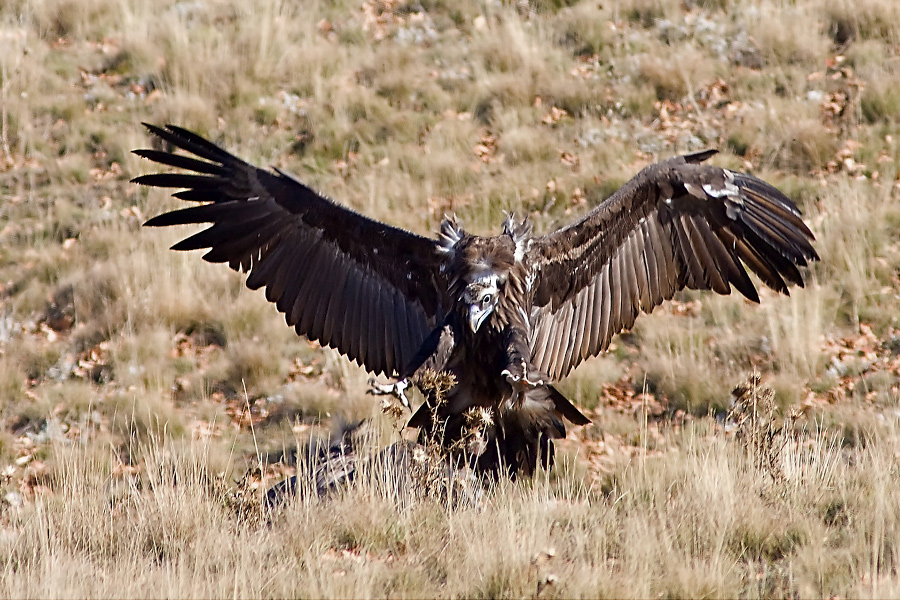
left=134, top=124, right=448, bottom=377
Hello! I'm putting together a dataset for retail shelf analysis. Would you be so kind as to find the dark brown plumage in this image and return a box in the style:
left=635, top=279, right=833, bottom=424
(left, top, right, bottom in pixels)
left=134, top=124, right=818, bottom=477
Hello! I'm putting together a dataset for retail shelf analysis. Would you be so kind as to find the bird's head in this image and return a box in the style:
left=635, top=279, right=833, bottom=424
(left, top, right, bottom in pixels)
left=446, top=234, right=517, bottom=333
left=462, top=273, right=501, bottom=333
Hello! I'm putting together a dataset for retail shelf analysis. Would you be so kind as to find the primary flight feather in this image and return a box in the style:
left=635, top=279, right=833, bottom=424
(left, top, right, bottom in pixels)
left=134, top=123, right=818, bottom=476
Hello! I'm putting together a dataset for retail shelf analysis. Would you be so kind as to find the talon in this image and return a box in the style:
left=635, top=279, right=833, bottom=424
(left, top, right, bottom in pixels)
left=502, top=368, right=543, bottom=387
left=366, top=378, right=411, bottom=410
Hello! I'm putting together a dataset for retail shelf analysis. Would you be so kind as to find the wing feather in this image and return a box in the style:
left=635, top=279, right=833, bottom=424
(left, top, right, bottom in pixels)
left=669, top=215, right=701, bottom=288
left=645, top=218, right=671, bottom=302
left=694, top=216, right=755, bottom=298
left=202, top=219, right=288, bottom=264
left=299, top=248, right=331, bottom=339
left=564, top=298, right=584, bottom=372
left=598, top=262, right=613, bottom=352
left=143, top=201, right=250, bottom=227
left=631, top=228, right=652, bottom=311
left=640, top=220, right=662, bottom=308
left=609, top=252, right=622, bottom=342
left=322, top=264, right=350, bottom=344
left=528, top=154, right=818, bottom=379
left=395, top=294, right=415, bottom=373
left=171, top=216, right=271, bottom=252
left=394, top=291, right=410, bottom=371
left=132, top=149, right=225, bottom=175
left=746, top=202, right=812, bottom=254
left=143, top=123, right=235, bottom=162
left=366, top=280, right=383, bottom=373
left=726, top=230, right=789, bottom=293
left=281, top=269, right=306, bottom=327
left=266, top=233, right=308, bottom=305
left=173, top=188, right=221, bottom=203
left=135, top=123, right=446, bottom=376
left=342, top=275, right=363, bottom=367
left=133, top=173, right=228, bottom=191
left=546, top=302, right=570, bottom=377
left=625, top=234, right=644, bottom=319
left=570, top=283, right=589, bottom=366
left=616, top=242, right=634, bottom=331
left=646, top=215, right=675, bottom=294
left=734, top=174, right=810, bottom=230
left=684, top=214, right=729, bottom=294
left=530, top=304, right=554, bottom=368
left=361, top=283, right=379, bottom=369
left=352, top=271, right=371, bottom=369
left=379, top=291, right=395, bottom=375
left=581, top=278, right=597, bottom=361
left=585, top=269, right=602, bottom=356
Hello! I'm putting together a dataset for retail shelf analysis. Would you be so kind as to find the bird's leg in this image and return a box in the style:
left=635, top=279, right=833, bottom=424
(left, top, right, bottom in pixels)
left=366, top=377, right=412, bottom=410
left=500, top=328, right=546, bottom=387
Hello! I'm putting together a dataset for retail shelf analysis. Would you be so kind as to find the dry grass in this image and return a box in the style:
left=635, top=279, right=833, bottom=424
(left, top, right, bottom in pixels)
left=1, top=402, right=898, bottom=598
left=2, top=0, right=900, bottom=596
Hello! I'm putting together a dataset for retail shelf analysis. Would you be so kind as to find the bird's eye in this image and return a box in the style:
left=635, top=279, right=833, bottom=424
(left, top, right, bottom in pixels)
left=482, top=294, right=493, bottom=306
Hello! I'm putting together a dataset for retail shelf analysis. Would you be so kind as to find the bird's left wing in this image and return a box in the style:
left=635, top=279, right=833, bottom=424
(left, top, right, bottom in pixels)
left=133, top=124, right=447, bottom=377
left=527, top=151, right=818, bottom=380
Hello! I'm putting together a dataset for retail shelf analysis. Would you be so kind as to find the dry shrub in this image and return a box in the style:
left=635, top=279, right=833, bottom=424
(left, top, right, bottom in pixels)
left=761, top=283, right=830, bottom=383
left=860, top=75, right=900, bottom=125
left=727, top=373, right=796, bottom=485
left=392, top=369, right=483, bottom=507
left=729, top=100, right=840, bottom=173
left=638, top=54, right=689, bottom=102
left=17, top=0, right=125, bottom=40
left=633, top=309, right=734, bottom=414
left=824, top=0, right=900, bottom=45
left=748, top=4, right=831, bottom=68
left=618, top=0, right=675, bottom=28
left=499, top=124, right=558, bottom=166
left=552, top=2, right=610, bottom=57
left=813, top=178, right=900, bottom=327
left=763, top=117, right=838, bottom=173
left=267, top=369, right=482, bottom=511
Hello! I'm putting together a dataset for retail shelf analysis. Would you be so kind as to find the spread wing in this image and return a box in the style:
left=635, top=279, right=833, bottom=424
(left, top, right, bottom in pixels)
left=527, top=150, right=819, bottom=380
left=133, top=123, right=448, bottom=377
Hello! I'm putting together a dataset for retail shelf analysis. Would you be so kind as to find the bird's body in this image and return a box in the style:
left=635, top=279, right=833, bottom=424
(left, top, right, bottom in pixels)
left=396, top=224, right=593, bottom=475
left=134, top=124, right=818, bottom=476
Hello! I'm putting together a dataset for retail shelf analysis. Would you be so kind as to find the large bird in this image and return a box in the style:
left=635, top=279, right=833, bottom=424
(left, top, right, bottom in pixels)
left=134, top=123, right=818, bottom=476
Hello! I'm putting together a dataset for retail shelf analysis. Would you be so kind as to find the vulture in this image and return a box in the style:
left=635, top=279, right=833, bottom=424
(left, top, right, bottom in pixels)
left=133, top=123, right=818, bottom=477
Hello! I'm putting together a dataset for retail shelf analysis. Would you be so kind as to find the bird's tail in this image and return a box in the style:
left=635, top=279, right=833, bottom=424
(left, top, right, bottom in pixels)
left=546, top=384, right=591, bottom=426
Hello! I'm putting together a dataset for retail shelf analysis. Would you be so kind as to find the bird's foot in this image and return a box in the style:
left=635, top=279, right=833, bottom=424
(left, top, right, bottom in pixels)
left=501, top=365, right=546, bottom=388
left=366, top=377, right=411, bottom=410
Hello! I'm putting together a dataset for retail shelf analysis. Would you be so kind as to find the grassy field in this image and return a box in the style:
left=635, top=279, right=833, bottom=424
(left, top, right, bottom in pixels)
left=2, top=0, right=900, bottom=596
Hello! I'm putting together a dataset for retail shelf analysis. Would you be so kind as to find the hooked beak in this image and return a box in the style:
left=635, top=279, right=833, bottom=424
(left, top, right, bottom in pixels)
left=468, top=304, right=490, bottom=333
